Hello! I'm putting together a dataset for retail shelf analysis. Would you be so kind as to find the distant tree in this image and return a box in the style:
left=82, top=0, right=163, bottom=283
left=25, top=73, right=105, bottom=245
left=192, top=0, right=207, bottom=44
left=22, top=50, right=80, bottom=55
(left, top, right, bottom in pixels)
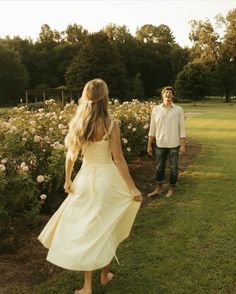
left=132, top=73, right=145, bottom=99
left=189, top=19, right=220, bottom=62
left=189, top=9, right=236, bottom=101
left=102, top=23, right=133, bottom=42
left=31, top=23, right=84, bottom=88
left=136, top=24, right=175, bottom=46
left=0, top=44, right=28, bottom=105
left=217, top=9, right=236, bottom=100
left=170, top=45, right=190, bottom=83
left=135, top=24, right=183, bottom=96
left=63, top=24, right=88, bottom=43
left=38, top=24, right=61, bottom=44
left=65, top=32, right=127, bottom=99
left=175, top=62, right=209, bottom=105
left=102, top=24, right=147, bottom=97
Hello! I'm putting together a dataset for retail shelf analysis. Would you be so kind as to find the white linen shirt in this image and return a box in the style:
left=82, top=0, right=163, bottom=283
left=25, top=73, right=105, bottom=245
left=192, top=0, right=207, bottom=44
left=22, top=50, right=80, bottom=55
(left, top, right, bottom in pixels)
left=148, top=103, right=186, bottom=148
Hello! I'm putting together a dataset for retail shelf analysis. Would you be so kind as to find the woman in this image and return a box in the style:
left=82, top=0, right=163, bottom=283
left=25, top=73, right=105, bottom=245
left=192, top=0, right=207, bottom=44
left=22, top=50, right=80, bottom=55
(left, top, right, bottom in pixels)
left=38, top=78, right=142, bottom=294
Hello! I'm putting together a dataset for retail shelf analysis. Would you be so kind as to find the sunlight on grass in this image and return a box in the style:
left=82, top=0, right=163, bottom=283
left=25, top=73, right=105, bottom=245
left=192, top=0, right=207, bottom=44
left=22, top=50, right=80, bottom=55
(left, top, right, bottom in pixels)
left=185, top=108, right=236, bottom=145
left=35, top=103, right=236, bottom=294
left=181, top=171, right=225, bottom=178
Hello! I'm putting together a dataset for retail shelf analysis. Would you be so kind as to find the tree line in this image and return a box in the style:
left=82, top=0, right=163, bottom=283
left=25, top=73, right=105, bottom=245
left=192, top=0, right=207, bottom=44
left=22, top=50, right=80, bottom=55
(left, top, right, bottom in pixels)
left=0, top=8, right=236, bottom=106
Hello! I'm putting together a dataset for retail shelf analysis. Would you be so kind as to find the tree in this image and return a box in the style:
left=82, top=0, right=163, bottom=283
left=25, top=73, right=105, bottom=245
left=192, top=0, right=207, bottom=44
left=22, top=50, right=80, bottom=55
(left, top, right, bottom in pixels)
left=132, top=73, right=145, bottom=99
left=102, top=23, right=133, bottom=43
left=38, top=24, right=61, bottom=44
left=65, top=32, right=128, bottom=99
left=63, top=24, right=88, bottom=44
left=0, top=44, right=28, bottom=105
left=136, top=24, right=175, bottom=46
left=175, top=62, right=209, bottom=105
left=221, top=9, right=236, bottom=60
left=189, top=19, right=220, bottom=62
left=189, top=10, right=236, bottom=101
left=217, top=9, right=236, bottom=100
left=102, top=24, right=148, bottom=97
left=170, top=45, right=190, bottom=84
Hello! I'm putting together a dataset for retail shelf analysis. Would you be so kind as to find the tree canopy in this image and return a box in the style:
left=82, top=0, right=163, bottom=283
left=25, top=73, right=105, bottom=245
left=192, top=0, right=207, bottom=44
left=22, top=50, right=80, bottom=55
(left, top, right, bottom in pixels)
left=1, top=9, right=236, bottom=105
left=0, top=44, right=28, bottom=105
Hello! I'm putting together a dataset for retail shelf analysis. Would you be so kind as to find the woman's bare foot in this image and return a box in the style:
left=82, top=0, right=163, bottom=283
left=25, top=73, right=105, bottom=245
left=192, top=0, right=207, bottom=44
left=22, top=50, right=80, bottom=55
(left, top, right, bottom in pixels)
left=74, top=288, right=92, bottom=294
left=101, top=272, right=114, bottom=285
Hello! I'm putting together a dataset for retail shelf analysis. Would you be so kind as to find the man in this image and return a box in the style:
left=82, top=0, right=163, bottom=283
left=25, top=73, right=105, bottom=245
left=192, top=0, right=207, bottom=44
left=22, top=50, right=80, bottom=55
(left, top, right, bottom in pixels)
left=147, top=86, right=186, bottom=197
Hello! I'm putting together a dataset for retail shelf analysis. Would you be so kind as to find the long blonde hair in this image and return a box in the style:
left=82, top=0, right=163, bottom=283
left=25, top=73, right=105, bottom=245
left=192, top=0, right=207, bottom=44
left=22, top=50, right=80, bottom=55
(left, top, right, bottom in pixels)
left=65, top=78, right=110, bottom=159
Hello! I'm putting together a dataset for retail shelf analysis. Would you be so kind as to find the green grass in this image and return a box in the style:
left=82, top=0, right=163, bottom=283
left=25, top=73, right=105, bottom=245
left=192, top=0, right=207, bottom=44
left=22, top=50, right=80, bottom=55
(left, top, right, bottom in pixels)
left=34, top=104, right=236, bottom=294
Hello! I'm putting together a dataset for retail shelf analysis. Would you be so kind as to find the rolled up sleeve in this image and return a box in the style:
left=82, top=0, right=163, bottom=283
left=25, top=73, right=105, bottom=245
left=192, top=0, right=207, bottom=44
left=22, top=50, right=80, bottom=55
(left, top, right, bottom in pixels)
left=148, top=108, right=156, bottom=137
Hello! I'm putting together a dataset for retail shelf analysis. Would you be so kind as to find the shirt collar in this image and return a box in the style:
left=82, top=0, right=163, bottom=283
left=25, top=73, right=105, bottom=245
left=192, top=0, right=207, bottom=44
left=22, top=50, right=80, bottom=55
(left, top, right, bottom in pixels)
left=161, top=102, right=174, bottom=108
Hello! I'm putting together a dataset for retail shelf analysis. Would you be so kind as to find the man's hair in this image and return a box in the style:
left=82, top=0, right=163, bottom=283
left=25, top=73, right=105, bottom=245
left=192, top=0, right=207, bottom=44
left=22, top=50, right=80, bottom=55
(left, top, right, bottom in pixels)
left=161, top=86, right=175, bottom=96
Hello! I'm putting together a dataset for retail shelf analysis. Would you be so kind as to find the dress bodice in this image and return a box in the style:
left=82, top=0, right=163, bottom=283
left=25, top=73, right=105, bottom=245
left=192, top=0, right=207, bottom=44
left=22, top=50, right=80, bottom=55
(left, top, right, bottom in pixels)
left=82, top=140, right=113, bottom=165
left=82, top=120, right=115, bottom=165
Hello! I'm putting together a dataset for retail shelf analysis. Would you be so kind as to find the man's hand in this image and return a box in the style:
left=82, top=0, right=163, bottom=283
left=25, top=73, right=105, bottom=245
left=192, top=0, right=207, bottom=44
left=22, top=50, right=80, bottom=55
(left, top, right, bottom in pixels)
left=64, top=179, right=74, bottom=193
left=179, top=145, right=186, bottom=155
left=147, top=145, right=153, bottom=156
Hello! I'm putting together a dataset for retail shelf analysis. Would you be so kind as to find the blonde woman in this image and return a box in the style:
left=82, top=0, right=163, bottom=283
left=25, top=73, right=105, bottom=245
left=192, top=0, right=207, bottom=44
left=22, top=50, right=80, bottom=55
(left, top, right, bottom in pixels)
left=38, top=78, right=142, bottom=294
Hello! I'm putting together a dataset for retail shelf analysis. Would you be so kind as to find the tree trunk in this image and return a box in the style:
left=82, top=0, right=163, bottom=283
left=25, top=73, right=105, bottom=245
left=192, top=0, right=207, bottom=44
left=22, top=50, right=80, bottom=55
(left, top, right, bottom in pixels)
left=225, top=88, right=230, bottom=103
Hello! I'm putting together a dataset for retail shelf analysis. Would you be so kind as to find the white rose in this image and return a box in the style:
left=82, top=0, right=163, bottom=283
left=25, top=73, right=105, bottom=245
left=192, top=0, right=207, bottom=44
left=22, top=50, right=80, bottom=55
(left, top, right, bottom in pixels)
left=58, top=124, right=64, bottom=129
left=20, top=162, right=26, bottom=168
left=36, top=175, right=44, bottom=183
left=0, top=164, right=6, bottom=172
left=40, top=194, right=47, bottom=200
left=34, top=135, right=41, bottom=143
left=22, top=165, right=29, bottom=172
left=51, top=141, right=64, bottom=150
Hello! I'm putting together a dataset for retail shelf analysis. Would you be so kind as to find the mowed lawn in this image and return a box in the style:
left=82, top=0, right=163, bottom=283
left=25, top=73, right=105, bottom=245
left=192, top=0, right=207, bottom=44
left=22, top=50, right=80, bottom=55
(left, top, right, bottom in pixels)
left=35, top=103, right=236, bottom=294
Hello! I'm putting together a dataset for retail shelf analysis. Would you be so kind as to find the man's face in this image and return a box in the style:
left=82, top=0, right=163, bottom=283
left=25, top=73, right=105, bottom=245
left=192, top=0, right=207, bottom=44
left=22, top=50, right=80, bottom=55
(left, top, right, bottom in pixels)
left=163, top=90, right=173, bottom=101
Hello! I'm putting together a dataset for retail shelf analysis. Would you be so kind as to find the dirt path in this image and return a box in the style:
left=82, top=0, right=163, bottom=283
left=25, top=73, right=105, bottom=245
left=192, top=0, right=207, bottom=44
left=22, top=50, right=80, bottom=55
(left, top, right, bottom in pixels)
left=0, top=139, right=201, bottom=294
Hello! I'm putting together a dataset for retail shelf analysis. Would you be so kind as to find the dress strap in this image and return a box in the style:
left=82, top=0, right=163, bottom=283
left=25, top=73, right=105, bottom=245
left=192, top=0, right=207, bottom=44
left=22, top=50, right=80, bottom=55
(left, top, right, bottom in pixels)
left=101, top=120, right=114, bottom=141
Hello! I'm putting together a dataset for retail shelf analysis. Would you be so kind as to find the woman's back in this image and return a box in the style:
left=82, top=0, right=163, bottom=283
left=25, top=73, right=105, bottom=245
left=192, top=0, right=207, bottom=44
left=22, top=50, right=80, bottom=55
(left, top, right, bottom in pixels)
left=92, top=117, right=111, bottom=142
left=82, top=119, right=113, bottom=165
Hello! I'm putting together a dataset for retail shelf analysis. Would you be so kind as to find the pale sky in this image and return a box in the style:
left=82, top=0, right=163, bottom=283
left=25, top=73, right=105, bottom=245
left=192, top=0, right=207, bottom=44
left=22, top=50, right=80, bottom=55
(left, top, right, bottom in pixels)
left=1, top=0, right=236, bottom=47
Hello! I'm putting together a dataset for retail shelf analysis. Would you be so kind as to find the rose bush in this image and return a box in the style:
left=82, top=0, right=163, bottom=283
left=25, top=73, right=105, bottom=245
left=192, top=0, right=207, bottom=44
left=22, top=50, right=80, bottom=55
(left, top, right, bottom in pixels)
left=0, top=98, right=155, bottom=225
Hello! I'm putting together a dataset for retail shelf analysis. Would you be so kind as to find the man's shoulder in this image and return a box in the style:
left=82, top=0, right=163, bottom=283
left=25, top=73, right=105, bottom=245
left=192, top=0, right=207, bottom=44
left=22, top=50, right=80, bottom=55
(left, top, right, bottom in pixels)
left=152, top=104, right=162, bottom=111
left=173, top=104, right=184, bottom=112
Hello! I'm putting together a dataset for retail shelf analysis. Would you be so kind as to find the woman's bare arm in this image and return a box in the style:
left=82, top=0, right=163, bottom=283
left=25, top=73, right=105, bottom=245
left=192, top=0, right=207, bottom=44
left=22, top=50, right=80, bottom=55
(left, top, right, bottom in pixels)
left=110, top=121, right=142, bottom=202
left=64, top=152, right=77, bottom=193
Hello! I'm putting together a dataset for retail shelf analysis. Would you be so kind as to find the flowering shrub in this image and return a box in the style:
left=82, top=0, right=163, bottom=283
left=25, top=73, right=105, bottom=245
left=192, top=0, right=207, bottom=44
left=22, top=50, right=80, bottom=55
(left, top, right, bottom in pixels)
left=0, top=98, right=156, bottom=223
left=112, top=99, right=155, bottom=158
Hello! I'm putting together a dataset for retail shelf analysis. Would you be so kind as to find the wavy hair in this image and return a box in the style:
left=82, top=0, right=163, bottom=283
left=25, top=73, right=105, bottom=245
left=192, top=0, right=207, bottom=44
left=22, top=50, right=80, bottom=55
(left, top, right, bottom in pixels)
left=65, top=79, right=110, bottom=160
left=161, top=86, right=175, bottom=96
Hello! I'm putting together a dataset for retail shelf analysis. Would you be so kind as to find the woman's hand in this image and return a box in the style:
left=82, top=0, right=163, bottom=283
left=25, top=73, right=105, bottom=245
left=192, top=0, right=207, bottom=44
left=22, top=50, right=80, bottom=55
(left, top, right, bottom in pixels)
left=64, top=179, right=74, bottom=194
left=130, top=188, right=143, bottom=202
